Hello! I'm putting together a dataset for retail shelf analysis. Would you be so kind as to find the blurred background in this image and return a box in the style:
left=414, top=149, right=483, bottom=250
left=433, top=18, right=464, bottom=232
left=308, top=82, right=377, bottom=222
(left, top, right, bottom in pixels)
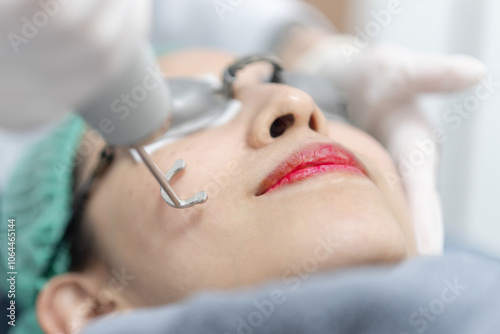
left=0, top=0, right=499, bottom=257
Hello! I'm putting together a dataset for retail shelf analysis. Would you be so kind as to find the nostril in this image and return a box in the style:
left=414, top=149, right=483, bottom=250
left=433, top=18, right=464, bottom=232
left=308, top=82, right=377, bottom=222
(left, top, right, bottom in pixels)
left=270, top=114, right=295, bottom=138
left=308, top=113, right=317, bottom=132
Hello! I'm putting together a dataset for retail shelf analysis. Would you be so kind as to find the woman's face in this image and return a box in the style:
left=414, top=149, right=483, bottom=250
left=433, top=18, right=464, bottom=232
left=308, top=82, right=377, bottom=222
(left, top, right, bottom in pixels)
left=82, top=50, right=416, bottom=308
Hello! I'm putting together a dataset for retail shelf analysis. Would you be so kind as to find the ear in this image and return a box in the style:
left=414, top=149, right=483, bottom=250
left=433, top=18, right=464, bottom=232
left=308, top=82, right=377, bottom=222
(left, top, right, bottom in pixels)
left=36, top=273, right=116, bottom=334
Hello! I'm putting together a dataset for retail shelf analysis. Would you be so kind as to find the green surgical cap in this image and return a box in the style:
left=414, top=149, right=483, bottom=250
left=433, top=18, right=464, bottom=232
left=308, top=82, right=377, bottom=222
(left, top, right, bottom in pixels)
left=1, top=114, right=86, bottom=334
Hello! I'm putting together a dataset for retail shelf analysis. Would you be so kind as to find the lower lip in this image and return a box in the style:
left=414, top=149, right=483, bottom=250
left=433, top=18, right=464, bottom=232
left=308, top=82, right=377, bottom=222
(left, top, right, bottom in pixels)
left=266, top=164, right=365, bottom=194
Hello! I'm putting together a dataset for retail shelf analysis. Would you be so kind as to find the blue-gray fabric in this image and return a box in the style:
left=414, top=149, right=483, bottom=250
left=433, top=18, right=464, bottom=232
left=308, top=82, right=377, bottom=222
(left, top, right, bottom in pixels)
left=82, top=251, right=499, bottom=334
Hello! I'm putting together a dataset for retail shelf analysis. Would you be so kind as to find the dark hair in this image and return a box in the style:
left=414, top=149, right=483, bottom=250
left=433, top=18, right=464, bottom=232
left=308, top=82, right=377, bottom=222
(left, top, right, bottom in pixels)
left=63, top=162, right=97, bottom=271
left=64, top=146, right=115, bottom=272
left=65, top=215, right=97, bottom=272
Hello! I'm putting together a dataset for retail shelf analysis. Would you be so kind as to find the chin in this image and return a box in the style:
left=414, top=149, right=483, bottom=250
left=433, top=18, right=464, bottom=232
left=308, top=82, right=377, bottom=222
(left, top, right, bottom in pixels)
left=289, top=206, right=410, bottom=266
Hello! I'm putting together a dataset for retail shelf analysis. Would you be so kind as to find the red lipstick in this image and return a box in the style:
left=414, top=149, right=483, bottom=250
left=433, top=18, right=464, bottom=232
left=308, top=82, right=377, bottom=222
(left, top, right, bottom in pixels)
left=257, top=143, right=367, bottom=195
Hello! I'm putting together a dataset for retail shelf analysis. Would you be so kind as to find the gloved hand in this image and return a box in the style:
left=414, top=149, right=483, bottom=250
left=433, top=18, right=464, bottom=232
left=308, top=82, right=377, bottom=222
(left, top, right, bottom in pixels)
left=0, top=0, right=151, bottom=128
left=295, top=37, right=486, bottom=255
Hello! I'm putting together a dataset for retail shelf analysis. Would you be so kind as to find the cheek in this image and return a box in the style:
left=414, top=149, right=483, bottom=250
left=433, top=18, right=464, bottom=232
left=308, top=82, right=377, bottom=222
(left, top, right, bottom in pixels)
left=88, top=160, right=241, bottom=301
left=152, top=119, right=255, bottom=209
left=89, top=163, right=158, bottom=250
left=328, top=122, right=414, bottom=243
left=113, top=127, right=249, bottom=258
left=328, top=122, right=396, bottom=174
left=328, top=122, right=405, bottom=200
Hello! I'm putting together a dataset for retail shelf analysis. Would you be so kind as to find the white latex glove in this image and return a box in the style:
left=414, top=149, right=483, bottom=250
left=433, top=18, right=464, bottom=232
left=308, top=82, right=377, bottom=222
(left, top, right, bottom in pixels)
left=0, top=0, right=151, bottom=128
left=295, top=37, right=486, bottom=255
left=152, top=0, right=332, bottom=55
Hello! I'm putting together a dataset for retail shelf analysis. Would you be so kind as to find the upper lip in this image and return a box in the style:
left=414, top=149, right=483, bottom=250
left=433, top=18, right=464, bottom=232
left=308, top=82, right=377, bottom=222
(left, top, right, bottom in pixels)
left=256, top=142, right=367, bottom=196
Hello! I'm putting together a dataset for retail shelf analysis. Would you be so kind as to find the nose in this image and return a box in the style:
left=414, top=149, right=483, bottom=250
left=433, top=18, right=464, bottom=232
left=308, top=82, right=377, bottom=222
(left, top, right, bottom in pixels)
left=242, top=84, right=329, bottom=148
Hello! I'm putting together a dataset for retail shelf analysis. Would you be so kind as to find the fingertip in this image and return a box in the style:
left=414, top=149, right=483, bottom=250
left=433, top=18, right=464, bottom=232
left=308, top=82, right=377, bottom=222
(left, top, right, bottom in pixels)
left=449, top=55, right=487, bottom=85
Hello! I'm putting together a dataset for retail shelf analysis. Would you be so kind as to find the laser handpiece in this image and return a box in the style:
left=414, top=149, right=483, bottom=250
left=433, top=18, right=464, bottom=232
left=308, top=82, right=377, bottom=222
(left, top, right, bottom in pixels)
left=76, top=48, right=207, bottom=209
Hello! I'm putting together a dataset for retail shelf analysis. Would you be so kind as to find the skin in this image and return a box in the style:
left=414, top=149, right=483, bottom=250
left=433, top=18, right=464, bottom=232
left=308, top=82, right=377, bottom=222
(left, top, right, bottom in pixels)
left=37, top=49, right=416, bottom=333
